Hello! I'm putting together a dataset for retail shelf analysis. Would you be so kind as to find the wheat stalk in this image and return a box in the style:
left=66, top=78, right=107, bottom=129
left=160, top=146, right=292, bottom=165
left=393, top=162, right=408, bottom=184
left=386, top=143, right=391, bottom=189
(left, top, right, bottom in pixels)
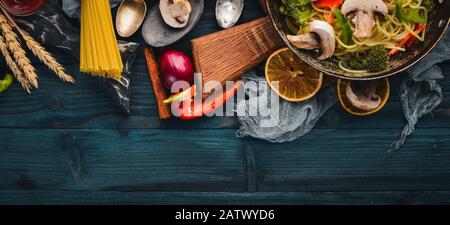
left=21, top=31, right=75, bottom=83
left=0, top=13, right=38, bottom=88
left=0, top=34, right=32, bottom=93
left=0, top=7, right=75, bottom=84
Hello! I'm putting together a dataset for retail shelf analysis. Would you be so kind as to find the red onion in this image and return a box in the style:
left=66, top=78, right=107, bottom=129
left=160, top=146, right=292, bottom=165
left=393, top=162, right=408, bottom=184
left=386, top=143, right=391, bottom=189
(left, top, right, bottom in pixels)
left=158, top=48, right=194, bottom=90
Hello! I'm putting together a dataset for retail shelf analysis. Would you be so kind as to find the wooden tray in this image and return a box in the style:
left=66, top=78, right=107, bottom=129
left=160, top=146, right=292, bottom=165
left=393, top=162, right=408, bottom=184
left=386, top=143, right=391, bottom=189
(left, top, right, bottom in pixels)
left=191, top=17, right=285, bottom=86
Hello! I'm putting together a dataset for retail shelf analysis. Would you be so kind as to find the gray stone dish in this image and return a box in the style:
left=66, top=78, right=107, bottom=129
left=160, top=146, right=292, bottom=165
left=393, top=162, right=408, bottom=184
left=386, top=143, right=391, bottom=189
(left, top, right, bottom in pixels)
left=142, top=0, right=204, bottom=47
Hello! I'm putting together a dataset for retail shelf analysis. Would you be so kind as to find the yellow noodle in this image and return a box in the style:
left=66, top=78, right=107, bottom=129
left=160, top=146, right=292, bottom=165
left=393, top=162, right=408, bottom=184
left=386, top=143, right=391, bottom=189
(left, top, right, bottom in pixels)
left=409, top=0, right=422, bottom=8
left=311, top=3, right=330, bottom=14
left=80, top=0, right=123, bottom=79
left=338, top=60, right=368, bottom=74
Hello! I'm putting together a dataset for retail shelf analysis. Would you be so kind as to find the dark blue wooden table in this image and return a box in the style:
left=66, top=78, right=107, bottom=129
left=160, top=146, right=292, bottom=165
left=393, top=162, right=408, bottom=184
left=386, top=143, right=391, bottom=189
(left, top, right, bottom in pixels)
left=1, top=1, right=450, bottom=205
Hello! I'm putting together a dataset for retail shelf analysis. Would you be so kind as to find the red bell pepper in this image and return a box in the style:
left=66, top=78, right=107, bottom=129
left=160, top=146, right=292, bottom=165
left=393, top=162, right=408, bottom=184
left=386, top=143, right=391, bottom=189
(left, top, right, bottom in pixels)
left=176, top=81, right=243, bottom=120
left=389, top=24, right=426, bottom=55
left=313, top=0, right=343, bottom=24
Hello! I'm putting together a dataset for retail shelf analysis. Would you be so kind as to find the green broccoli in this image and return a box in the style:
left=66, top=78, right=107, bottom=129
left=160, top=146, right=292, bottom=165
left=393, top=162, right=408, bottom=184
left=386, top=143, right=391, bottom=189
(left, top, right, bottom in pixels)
left=366, top=45, right=389, bottom=72
left=421, top=0, right=435, bottom=12
left=279, top=0, right=313, bottom=27
left=281, top=0, right=311, bottom=8
left=344, top=45, right=389, bottom=72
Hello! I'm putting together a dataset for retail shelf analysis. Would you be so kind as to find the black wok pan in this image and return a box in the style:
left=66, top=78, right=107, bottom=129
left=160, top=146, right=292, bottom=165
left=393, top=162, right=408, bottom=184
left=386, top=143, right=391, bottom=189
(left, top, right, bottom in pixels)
left=266, top=0, right=450, bottom=80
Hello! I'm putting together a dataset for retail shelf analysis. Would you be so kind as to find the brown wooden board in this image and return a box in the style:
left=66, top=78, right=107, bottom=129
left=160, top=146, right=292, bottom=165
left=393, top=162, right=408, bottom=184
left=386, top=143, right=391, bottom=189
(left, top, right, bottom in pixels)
left=191, top=17, right=285, bottom=86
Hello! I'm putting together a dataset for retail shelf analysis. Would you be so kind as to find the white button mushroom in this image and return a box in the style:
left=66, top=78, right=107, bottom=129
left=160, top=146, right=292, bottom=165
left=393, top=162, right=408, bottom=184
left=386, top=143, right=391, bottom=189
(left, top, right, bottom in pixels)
left=287, top=20, right=336, bottom=60
left=341, top=0, right=388, bottom=38
left=160, top=0, right=192, bottom=28
left=345, top=80, right=382, bottom=111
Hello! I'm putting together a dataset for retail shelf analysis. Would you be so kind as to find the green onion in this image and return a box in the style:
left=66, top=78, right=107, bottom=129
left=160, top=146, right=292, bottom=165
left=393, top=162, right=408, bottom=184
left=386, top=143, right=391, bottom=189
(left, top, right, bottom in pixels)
left=333, top=8, right=352, bottom=45
left=395, top=0, right=427, bottom=24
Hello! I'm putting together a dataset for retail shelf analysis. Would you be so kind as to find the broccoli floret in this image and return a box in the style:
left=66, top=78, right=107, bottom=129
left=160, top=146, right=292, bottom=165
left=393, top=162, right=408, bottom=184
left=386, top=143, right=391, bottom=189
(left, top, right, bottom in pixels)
left=421, top=0, right=435, bottom=12
left=281, top=0, right=311, bottom=8
left=344, top=46, right=389, bottom=72
left=280, top=0, right=313, bottom=27
left=366, top=45, right=389, bottom=72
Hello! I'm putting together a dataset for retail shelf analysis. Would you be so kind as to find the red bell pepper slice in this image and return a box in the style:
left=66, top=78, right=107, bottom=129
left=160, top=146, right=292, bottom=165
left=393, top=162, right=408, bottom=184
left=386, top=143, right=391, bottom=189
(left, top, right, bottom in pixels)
left=389, top=24, right=426, bottom=55
left=176, top=81, right=243, bottom=120
left=313, top=0, right=343, bottom=24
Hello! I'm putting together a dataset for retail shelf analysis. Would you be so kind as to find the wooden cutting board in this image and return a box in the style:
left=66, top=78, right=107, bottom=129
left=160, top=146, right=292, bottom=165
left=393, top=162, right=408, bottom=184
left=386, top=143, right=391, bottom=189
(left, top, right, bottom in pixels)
left=191, top=17, right=285, bottom=86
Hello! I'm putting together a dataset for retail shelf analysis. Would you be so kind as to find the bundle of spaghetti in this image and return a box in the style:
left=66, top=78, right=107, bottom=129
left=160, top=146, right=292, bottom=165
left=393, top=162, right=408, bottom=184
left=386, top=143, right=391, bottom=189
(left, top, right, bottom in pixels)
left=80, top=0, right=123, bottom=80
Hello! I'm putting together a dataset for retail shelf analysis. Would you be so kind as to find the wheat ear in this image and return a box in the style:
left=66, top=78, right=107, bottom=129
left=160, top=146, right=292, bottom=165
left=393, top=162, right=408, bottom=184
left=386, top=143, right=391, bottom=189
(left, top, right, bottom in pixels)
left=0, top=34, right=32, bottom=93
left=0, top=7, right=74, bottom=84
left=21, top=31, right=75, bottom=83
left=0, top=12, right=38, bottom=88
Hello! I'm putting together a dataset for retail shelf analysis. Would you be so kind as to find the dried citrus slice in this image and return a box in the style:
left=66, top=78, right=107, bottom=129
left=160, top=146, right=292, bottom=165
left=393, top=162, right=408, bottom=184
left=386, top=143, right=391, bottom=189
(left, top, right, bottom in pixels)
left=265, top=48, right=323, bottom=102
left=337, top=78, right=390, bottom=116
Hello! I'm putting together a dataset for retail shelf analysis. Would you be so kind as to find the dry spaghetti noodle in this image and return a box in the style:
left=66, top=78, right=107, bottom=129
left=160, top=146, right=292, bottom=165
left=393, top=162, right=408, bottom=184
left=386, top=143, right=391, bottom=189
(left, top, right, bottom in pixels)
left=80, top=0, right=123, bottom=80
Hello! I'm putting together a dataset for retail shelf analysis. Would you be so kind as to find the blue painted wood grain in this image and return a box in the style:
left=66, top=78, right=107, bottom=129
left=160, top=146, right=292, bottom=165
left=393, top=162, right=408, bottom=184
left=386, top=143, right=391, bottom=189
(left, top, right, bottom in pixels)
left=0, top=0, right=449, bottom=204
left=2, top=191, right=450, bottom=205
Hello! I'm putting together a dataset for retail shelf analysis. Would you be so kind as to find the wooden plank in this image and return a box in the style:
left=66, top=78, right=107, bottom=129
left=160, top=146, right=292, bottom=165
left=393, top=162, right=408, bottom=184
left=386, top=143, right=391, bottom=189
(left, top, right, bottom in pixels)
left=0, top=65, right=239, bottom=129
left=1, top=64, right=450, bottom=129
left=252, top=128, right=450, bottom=192
left=1, top=0, right=448, bottom=205
left=1, top=190, right=450, bottom=204
left=1, top=0, right=449, bottom=130
left=192, top=17, right=285, bottom=87
left=0, top=0, right=268, bottom=129
left=0, top=128, right=450, bottom=193
left=0, top=129, right=248, bottom=192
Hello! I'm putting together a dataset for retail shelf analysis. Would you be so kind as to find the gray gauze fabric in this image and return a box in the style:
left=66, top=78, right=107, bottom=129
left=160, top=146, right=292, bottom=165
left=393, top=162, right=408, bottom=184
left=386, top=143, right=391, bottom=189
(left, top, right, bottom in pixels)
left=390, top=31, right=450, bottom=152
left=236, top=71, right=337, bottom=143
left=62, top=0, right=122, bottom=18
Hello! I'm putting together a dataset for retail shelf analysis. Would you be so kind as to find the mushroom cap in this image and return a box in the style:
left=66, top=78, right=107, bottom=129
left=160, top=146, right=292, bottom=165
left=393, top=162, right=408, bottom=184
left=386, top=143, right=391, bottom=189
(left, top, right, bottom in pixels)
left=160, top=0, right=192, bottom=28
left=341, top=0, right=387, bottom=38
left=309, top=20, right=336, bottom=60
left=341, top=0, right=388, bottom=17
left=345, top=80, right=381, bottom=111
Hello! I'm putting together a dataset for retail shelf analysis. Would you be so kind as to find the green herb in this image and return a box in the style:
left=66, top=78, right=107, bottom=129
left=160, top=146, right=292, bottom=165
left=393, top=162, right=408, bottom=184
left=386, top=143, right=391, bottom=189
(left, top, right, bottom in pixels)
left=0, top=73, right=14, bottom=93
left=333, top=8, right=352, bottom=45
left=280, top=0, right=313, bottom=27
left=395, top=0, right=427, bottom=24
left=343, top=46, right=389, bottom=72
left=163, top=85, right=197, bottom=104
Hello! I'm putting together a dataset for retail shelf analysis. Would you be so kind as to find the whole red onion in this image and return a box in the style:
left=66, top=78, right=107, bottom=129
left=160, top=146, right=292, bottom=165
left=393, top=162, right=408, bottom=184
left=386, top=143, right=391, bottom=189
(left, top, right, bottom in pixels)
left=158, top=48, right=194, bottom=90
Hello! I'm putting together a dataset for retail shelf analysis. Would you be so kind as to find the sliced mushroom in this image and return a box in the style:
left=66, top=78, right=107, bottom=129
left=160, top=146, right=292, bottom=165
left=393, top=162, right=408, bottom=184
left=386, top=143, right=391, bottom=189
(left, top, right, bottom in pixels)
left=287, top=33, right=320, bottom=50
left=341, top=0, right=388, bottom=38
left=345, top=80, right=382, bottom=111
left=287, top=20, right=336, bottom=60
left=160, top=0, right=192, bottom=28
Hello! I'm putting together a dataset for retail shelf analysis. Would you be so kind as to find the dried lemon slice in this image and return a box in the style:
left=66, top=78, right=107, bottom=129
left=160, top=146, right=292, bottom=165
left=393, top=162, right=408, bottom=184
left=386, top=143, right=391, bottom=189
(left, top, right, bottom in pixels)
left=265, top=48, right=323, bottom=102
